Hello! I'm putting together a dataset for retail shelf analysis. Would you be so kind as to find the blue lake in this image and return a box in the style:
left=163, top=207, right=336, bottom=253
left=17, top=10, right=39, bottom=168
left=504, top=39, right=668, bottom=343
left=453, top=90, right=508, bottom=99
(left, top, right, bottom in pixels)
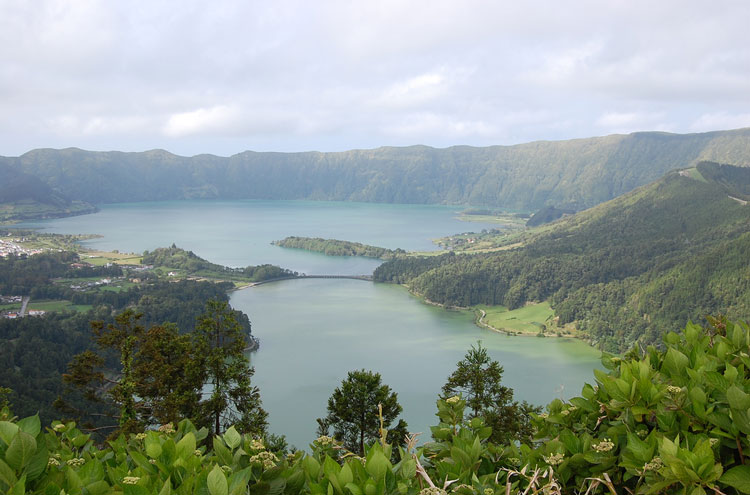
left=21, top=200, right=602, bottom=448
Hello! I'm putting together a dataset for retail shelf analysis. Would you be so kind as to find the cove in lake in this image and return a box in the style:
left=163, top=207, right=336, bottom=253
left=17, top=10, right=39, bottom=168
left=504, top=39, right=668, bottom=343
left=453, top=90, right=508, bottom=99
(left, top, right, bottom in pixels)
left=20, top=200, right=602, bottom=448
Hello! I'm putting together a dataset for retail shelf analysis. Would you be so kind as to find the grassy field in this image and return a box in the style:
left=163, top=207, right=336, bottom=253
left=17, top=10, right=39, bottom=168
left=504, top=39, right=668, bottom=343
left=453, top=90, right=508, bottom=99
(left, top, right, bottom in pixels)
left=27, top=300, right=93, bottom=313
left=476, top=301, right=556, bottom=335
left=82, top=251, right=142, bottom=266
left=0, top=303, right=22, bottom=311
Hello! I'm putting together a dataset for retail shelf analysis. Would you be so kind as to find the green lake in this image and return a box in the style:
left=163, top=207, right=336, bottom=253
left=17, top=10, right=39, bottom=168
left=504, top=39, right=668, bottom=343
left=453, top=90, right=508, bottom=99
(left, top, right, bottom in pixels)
left=20, top=200, right=602, bottom=448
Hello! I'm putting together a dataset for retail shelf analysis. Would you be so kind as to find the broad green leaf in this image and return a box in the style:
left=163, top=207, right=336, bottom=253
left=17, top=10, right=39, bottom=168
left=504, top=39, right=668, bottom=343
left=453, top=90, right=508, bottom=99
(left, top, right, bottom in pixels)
left=65, top=465, right=83, bottom=493
left=399, top=459, right=416, bottom=480
left=5, top=431, right=36, bottom=470
left=721, top=465, right=750, bottom=493
left=228, top=466, right=252, bottom=494
left=0, top=422, right=18, bottom=446
left=208, top=465, right=228, bottom=495
left=85, top=480, right=112, bottom=495
left=302, top=456, right=321, bottom=479
left=323, top=456, right=341, bottom=479
left=159, top=477, right=173, bottom=495
left=0, top=458, right=16, bottom=486
left=123, top=484, right=150, bottom=495
left=450, top=446, right=472, bottom=468
left=559, top=430, right=580, bottom=454
left=727, top=385, right=750, bottom=410
left=9, top=473, right=25, bottom=495
left=24, top=434, right=48, bottom=481
left=176, top=432, right=197, bottom=460
left=345, top=482, right=363, bottom=495
left=16, top=415, right=40, bottom=438
left=663, top=348, right=689, bottom=378
left=72, top=433, right=90, bottom=448
left=365, top=450, right=389, bottom=481
left=625, top=433, right=653, bottom=462
left=212, top=436, right=232, bottom=465
left=339, top=463, right=353, bottom=486
left=145, top=435, right=163, bottom=459
left=223, top=427, right=241, bottom=450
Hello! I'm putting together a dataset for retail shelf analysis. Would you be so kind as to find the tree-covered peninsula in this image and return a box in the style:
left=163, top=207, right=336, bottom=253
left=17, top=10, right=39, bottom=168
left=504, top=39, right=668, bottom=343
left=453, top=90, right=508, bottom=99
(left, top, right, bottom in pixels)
left=272, top=237, right=405, bottom=260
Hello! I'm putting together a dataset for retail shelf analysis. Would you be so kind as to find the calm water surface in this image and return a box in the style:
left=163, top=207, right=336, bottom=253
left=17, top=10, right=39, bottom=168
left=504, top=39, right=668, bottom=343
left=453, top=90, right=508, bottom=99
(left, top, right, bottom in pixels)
left=21, top=200, right=601, bottom=448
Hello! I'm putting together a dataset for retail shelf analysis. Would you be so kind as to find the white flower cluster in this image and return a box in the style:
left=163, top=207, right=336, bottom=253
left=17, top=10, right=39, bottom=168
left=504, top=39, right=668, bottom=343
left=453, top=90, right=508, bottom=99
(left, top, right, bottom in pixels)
left=66, top=458, right=85, bottom=467
left=315, top=436, right=337, bottom=447
left=446, top=396, right=461, bottom=404
left=419, top=487, right=447, bottom=495
left=249, top=451, right=279, bottom=469
left=122, top=476, right=141, bottom=485
left=48, top=457, right=60, bottom=467
left=592, top=438, right=615, bottom=453
left=667, top=385, right=682, bottom=395
left=643, top=457, right=663, bottom=472
left=135, top=433, right=147, bottom=441
left=250, top=439, right=265, bottom=451
left=542, top=453, right=564, bottom=466
left=158, top=423, right=176, bottom=434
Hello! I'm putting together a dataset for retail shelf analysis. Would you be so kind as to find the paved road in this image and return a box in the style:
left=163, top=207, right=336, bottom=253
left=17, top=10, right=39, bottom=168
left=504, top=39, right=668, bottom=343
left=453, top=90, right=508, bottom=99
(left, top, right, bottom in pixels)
left=20, top=296, right=30, bottom=317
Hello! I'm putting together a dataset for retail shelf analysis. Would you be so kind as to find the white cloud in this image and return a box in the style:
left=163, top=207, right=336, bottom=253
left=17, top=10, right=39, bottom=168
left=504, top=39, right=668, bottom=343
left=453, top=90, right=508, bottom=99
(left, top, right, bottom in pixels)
left=163, top=106, right=241, bottom=137
left=690, top=112, right=750, bottom=133
left=1, top=0, right=750, bottom=155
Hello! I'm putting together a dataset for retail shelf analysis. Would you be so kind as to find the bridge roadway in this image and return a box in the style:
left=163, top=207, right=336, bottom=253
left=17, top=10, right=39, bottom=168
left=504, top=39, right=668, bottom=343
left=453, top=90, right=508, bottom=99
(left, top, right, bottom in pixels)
left=250, top=274, right=373, bottom=286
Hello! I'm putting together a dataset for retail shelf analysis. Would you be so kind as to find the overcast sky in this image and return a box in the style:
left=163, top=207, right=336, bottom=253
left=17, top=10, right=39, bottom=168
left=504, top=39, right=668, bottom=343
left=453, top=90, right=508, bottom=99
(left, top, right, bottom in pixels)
left=1, top=0, right=749, bottom=157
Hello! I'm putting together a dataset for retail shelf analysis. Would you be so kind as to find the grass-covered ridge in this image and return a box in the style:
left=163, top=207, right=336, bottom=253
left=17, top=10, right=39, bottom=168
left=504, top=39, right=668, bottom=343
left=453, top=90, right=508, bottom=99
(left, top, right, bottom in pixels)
left=2, top=317, right=750, bottom=494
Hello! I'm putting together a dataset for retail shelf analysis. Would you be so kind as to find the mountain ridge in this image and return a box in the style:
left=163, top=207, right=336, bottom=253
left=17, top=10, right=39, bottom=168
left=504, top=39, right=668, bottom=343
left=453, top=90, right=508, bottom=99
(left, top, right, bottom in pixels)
left=3, top=127, right=750, bottom=212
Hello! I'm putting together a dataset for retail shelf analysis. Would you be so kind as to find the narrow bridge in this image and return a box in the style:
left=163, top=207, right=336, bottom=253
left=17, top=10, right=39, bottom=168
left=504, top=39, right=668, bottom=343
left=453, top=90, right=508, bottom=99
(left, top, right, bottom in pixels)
left=250, top=274, right=373, bottom=286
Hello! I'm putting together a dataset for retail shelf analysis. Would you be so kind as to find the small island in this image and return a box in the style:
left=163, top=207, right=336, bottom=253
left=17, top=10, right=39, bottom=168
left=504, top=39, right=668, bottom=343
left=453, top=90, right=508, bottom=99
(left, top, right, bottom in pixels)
left=272, top=236, right=406, bottom=260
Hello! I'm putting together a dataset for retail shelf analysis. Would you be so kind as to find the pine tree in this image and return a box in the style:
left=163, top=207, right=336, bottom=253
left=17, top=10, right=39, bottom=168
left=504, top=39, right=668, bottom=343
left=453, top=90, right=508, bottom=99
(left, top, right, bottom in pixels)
left=193, top=300, right=267, bottom=436
left=318, top=369, right=407, bottom=455
left=443, top=341, right=540, bottom=443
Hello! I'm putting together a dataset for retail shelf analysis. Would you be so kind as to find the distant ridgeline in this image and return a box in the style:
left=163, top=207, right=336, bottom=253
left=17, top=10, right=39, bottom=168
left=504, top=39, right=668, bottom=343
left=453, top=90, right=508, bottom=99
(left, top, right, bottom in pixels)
left=272, top=237, right=405, bottom=260
left=3, top=128, right=750, bottom=213
left=374, top=162, right=750, bottom=352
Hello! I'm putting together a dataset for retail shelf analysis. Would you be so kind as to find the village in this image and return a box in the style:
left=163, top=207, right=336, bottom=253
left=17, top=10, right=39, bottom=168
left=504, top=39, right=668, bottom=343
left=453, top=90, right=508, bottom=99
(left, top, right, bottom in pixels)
left=0, top=237, right=45, bottom=257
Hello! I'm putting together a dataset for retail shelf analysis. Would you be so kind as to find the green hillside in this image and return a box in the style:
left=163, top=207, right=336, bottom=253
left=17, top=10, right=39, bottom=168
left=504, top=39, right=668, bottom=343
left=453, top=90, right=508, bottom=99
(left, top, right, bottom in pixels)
left=5, top=128, right=750, bottom=211
left=374, top=162, right=750, bottom=352
left=0, top=163, right=97, bottom=222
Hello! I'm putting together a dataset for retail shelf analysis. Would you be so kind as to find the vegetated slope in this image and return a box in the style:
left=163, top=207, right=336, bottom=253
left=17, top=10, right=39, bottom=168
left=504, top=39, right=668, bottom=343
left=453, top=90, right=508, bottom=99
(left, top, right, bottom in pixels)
left=142, top=245, right=297, bottom=282
left=0, top=162, right=97, bottom=221
left=8, top=128, right=750, bottom=210
left=374, top=162, right=750, bottom=352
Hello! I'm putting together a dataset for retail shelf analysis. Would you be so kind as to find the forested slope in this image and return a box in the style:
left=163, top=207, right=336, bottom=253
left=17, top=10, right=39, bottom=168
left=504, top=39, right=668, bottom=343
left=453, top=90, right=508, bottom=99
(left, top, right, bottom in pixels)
left=5, top=128, right=750, bottom=211
left=0, top=163, right=97, bottom=221
left=374, top=162, right=750, bottom=351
